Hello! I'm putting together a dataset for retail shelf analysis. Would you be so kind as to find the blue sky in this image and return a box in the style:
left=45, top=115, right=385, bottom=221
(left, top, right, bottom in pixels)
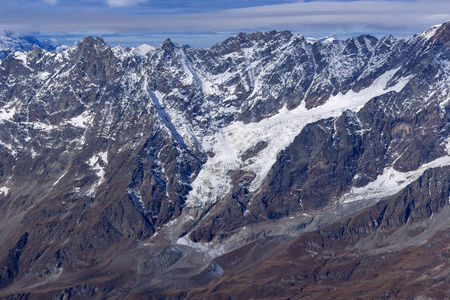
left=1, top=0, right=449, bottom=48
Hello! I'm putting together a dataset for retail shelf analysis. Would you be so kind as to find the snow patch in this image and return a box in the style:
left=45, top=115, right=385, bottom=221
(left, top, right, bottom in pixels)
left=133, top=44, right=155, bottom=57
left=0, top=141, right=17, bottom=156
left=0, top=106, right=16, bottom=123
left=305, top=37, right=316, bottom=44
left=420, top=24, right=442, bottom=40
left=66, top=111, right=93, bottom=128
left=341, top=155, right=450, bottom=204
left=27, top=122, right=58, bottom=132
left=14, top=51, right=27, bottom=63
left=53, top=171, right=68, bottom=186
left=149, top=89, right=200, bottom=150
left=72, top=136, right=86, bottom=148
left=444, top=136, right=450, bottom=155
left=126, top=187, right=147, bottom=211
left=0, top=186, right=9, bottom=196
left=14, top=51, right=33, bottom=71
left=176, top=236, right=225, bottom=259
left=55, top=45, right=70, bottom=53
left=322, top=35, right=337, bottom=44
left=30, top=148, right=37, bottom=159
left=112, top=45, right=126, bottom=60
left=38, top=71, right=50, bottom=81
left=86, top=152, right=108, bottom=196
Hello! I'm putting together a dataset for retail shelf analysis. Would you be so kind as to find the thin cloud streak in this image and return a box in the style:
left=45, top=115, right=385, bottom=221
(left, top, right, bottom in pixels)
left=106, top=0, right=148, bottom=8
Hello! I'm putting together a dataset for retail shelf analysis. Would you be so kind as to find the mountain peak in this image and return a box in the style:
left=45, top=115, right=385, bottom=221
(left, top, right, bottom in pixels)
left=418, top=21, right=450, bottom=43
left=317, top=35, right=337, bottom=44
left=430, top=21, right=450, bottom=43
left=211, top=30, right=293, bottom=55
left=160, top=38, right=179, bottom=53
left=78, top=35, right=110, bottom=55
left=162, top=38, right=175, bottom=46
left=80, top=35, right=108, bottom=45
left=234, top=30, right=293, bottom=44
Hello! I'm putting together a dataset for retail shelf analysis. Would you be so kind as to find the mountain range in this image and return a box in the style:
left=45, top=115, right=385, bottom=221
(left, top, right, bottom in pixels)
left=0, top=31, right=62, bottom=61
left=0, top=23, right=449, bottom=299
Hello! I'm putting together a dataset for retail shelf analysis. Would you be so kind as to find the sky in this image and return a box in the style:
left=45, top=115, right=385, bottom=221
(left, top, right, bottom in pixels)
left=0, top=0, right=449, bottom=48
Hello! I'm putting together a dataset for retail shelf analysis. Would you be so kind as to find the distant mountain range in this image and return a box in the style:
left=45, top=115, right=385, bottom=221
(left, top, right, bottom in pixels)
left=0, top=23, right=449, bottom=299
left=0, top=31, right=62, bottom=60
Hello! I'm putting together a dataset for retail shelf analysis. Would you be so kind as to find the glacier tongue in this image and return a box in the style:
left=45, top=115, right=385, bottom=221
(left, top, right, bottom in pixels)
left=186, top=67, right=410, bottom=206
left=340, top=155, right=450, bottom=204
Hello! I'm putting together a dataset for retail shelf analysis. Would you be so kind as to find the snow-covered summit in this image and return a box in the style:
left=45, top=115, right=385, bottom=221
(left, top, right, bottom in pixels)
left=112, top=43, right=156, bottom=60
left=133, top=44, right=155, bottom=56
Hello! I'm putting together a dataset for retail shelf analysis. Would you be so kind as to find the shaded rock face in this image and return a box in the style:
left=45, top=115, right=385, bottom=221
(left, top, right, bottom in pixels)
left=0, top=23, right=449, bottom=298
left=0, top=232, right=28, bottom=288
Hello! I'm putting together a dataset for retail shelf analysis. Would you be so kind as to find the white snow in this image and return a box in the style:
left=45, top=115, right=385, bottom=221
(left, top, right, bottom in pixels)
left=176, top=236, right=225, bottom=259
left=341, top=155, right=450, bottom=204
left=112, top=45, right=127, bottom=60
left=420, top=24, right=442, bottom=40
left=341, top=135, right=450, bottom=204
left=126, top=187, right=146, bottom=210
left=0, top=186, right=9, bottom=196
left=150, top=88, right=201, bottom=150
left=86, top=187, right=96, bottom=197
left=187, top=67, right=410, bottom=206
left=55, top=45, right=70, bottom=53
left=72, top=136, right=86, bottom=148
left=86, top=152, right=108, bottom=196
left=112, top=44, right=155, bottom=60
left=66, top=111, right=93, bottom=128
left=133, top=44, right=155, bottom=57
left=38, top=71, right=50, bottom=81
left=306, top=35, right=337, bottom=44
left=26, top=122, right=58, bottom=132
left=0, top=106, right=16, bottom=123
left=445, top=136, right=450, bottom=155
left=14, top=51, right=33, bottom=71
left=13, top=51, right=27, bottom=62
left=305, top=37, right=316, bottom=44
left=322, top=35, right=337, bottom=44
left=53, top=171, right=68, bottom=186
left=99, top=151, right=108, bottom=164
left=30, top=148, right=37, bottom=159
left=0, top=141, right=17, bottom=156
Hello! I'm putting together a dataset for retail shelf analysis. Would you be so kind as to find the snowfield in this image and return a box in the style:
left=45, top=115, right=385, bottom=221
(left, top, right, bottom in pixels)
left=187, top=67, right=410, bottom=206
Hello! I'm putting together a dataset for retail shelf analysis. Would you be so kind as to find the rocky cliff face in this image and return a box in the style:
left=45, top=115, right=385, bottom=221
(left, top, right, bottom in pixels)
left=0, top=23, right=449, bottom=299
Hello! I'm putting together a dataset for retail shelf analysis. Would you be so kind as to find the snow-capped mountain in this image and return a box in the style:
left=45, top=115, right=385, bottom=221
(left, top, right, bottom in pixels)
left=0, top=23, right=449, bottom=298
left=0, top=31, right=61, bottom=60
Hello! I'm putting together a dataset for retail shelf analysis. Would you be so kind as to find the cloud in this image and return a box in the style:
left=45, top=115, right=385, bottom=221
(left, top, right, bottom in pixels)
left=89, top=0, right=450, bottom=35
left=2, top=0, right=450, bottom=47
left=44, top=0, right=58, bottom=5
left=106, top=0, right=148, bottom=7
